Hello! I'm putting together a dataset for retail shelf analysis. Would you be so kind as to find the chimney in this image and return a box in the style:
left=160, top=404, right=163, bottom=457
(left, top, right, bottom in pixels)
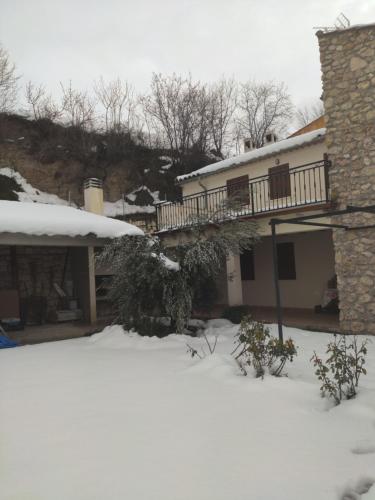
left=244, top=131, right=278, bottom=152
left=83, top=178, right=104, bottom=215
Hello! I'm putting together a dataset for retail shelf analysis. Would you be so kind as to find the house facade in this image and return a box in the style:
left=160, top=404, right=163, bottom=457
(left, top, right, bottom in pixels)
left=156, top=22, right=375, bottom=334
left=157, top=127, right=335, bottom=315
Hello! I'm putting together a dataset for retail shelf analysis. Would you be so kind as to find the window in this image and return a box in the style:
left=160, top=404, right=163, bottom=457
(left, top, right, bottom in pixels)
left=268, top=164, right=291, bottom=199
left=240, top=248, right=255, bottom=280
left=277, top=242, right=296, bottom=280
left=227, top=175, right=250, bottom=206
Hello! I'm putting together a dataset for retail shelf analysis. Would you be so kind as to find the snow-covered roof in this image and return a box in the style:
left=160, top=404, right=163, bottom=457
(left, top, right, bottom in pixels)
left=0, top=201, right=143, bottom=239
left=316, top=22, right=375, bottom=36
left=104, top=186, right=160, bottom=218
left=0, top=167, right=159, bottom=219
left=177, top=128, right=326, bottom=184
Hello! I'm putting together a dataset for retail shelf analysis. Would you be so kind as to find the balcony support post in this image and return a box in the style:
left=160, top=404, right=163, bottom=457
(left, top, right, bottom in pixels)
left=271, top=220, right=284, bottom=342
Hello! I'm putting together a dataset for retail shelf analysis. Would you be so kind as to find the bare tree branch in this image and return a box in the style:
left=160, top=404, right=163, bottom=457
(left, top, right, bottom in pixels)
left=236, top=80, right=293, bottom=149
left=295, top=100, right=324, bottom=128
left=0, top=46, right=20, bottom=113
left=25, top=81, right=61, bottom=121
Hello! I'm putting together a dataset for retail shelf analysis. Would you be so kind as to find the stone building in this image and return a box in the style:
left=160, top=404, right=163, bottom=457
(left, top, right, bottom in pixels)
left=317, top=23, right=375, bottom=334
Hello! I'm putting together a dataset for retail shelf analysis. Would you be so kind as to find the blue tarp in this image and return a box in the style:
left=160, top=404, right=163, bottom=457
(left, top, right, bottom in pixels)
left=0, top=334, right=18, bottom=349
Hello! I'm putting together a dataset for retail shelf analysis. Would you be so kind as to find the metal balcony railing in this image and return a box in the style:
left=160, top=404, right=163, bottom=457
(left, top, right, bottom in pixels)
left=155, top=158, right=330, bottom=232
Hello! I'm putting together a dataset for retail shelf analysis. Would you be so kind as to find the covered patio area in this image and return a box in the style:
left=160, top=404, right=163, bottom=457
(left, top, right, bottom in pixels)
left=0, top=200, right=143, bottom=343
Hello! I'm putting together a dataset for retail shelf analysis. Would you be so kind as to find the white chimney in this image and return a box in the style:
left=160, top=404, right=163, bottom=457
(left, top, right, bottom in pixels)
left=244, top=138, right=256, bottom=152
left=264, top=131, right=278, bottom=145
left=83, top=178, right=104, bottom=215
left=244, top=132, right=278, bottom=152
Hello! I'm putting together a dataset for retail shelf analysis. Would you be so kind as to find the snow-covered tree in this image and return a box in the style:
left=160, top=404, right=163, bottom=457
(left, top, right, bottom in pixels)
left=99, top=216, right=259, bottom=334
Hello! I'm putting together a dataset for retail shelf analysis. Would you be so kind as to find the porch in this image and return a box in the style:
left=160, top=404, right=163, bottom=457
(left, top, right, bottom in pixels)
left=0, top=244, right=97, bottom=334
left=222, top=228, right=338, bottom=331
left=5, top=321, right=100, bottom=345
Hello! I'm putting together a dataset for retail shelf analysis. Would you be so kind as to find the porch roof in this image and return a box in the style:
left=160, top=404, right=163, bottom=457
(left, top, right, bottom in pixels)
left=0, top=201, right=143, bottom=242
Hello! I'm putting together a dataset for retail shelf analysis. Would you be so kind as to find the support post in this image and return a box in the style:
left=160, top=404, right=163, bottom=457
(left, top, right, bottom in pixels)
left=271, top=221, right=283, bottom=342
left=323, top=153, right=330, bottom=203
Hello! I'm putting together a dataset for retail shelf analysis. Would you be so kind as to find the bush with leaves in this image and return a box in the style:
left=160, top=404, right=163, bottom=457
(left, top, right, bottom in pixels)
left=98, top=216, right=259, bottom=334
left=310, top=334, right=369, bottom=405
left=233, top=316, right=297, bottom=377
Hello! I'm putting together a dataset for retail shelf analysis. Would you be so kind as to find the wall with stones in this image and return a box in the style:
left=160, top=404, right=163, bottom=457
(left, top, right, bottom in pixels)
left=317, top=24, right=375, bottom=334
left=0, top=246, right=69, bottom=323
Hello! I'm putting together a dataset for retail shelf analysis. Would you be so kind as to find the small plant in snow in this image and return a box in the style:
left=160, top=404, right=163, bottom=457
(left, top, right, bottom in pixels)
left=311, top=334, right=369, bottom=405
left=186, top=331, right=219, bottom=359
left=233, top=316, right=297, bottom=377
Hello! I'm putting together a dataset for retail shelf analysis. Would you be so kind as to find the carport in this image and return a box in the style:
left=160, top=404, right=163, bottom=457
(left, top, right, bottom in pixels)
left=0, top=200, right=143, bottom=341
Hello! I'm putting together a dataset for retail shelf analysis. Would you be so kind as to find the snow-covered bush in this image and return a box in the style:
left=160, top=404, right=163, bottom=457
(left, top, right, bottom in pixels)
left=311, top=334, right=369, bottom=405
left=98, top=217, right=258, bottom=334
left=233, top=316, right=297, bottom=377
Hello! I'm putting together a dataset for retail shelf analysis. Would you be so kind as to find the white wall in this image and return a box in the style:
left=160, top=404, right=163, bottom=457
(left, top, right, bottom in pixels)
left=241, top=230, right=335, bottom=309
left=181, top=141, right=326, bottom=196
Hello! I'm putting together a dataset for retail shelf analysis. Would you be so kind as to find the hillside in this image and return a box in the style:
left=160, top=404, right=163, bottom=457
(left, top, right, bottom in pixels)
left=0, top=113, right=217, bottom=211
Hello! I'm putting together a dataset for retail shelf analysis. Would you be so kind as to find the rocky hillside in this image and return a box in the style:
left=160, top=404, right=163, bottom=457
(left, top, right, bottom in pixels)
left=0, top=113, right=215, bottom=209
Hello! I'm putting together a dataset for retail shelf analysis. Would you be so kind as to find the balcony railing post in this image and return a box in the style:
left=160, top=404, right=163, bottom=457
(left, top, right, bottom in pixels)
left=155, top=205, right=159, bottom=232
left=250, top=183, right=255, bottom=215
left=323, top=153, right=330, bottom=202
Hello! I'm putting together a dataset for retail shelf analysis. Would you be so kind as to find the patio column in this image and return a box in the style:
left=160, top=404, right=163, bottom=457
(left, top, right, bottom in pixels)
left=71, top=246, right=97, bottom=324
left=226, top=253, right=243, bottom=306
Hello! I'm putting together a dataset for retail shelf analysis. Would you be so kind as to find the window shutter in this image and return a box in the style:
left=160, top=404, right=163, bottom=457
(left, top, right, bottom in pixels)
left=226, top=175, right=250, bottom=205
left=268, top=164, right=291, bottom=200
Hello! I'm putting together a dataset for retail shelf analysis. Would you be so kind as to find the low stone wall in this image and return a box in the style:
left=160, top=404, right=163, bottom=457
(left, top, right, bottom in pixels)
left=318, top=24, right=375, bottom=334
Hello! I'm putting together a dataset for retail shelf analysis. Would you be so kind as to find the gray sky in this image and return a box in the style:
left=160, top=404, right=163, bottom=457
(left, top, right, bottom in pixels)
left=1, top=0, right=374, bottom=108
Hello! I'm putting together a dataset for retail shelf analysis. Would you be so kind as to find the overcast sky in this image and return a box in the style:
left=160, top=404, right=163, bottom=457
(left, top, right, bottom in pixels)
left=1, top=0, right=374, bottom=109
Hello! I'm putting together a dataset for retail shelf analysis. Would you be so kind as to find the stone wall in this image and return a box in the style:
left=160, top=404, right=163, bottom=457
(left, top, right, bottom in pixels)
left=317, top=24, right=375, bottom=334
left=0, top=246, right=69, bottom=323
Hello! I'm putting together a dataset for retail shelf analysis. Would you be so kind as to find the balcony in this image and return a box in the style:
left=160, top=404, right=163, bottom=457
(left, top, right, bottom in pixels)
left=155, top=159, right=330, bottom=232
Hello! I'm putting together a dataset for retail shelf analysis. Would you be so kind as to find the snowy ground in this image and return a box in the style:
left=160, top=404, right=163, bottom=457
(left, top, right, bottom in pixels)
left=1, top=321, right=375, bottom=500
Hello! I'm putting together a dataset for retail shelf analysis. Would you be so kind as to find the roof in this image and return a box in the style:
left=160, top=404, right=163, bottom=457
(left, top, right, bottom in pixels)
left=0, top=201, right=144, bottom=239
left=177, top=128, right=326, bottom=184
left=288, top=116, right=325, bottom=138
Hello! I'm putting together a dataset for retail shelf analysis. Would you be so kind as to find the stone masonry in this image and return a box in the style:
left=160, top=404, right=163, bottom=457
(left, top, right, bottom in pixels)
left=317, top=24, right=375, bottom=334
left=0, top=246, right=69, bottom=323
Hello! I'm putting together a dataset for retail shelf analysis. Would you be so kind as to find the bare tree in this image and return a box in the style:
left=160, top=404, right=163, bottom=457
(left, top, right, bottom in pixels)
left=207, top=77, right=237, bottom=159
left=94, top=76, right=135, bottom=133
left=0, top=46, right=20, bottom=113
left=141, top=73, right=210, bottom=162
left=295, top=100, right=324, bottom=128
left=25, top=81, right=61, bottom=121
left=60, top=81, right=95, bottom=130
left=236, top=80, right=293, bottom=149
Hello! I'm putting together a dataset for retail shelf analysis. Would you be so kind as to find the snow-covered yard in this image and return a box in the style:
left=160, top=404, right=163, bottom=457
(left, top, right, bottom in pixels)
left=1, top=321, right=374, bottom=500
